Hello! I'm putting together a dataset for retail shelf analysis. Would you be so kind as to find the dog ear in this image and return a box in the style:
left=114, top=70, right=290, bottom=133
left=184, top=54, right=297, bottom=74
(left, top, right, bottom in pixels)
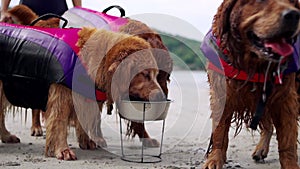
left=213, top=0, right=238, bottom=38
left=108, top=58, right=133, bottom=91
left=106, top=61, right=121, bottom=106
left=106, top=52, right=135, bottom=103
left=77, top=27, right=97, bottom=48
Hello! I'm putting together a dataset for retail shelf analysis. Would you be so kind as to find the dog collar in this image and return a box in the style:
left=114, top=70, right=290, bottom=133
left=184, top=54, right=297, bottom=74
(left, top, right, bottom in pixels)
left=95, top=88, right=107, bottom=102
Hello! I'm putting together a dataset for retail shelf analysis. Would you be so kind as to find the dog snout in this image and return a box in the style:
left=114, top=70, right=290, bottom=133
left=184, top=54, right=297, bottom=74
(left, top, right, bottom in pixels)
left=281, top=9, right=300, bottom=35
left=149, top=89, right=166, bottom=101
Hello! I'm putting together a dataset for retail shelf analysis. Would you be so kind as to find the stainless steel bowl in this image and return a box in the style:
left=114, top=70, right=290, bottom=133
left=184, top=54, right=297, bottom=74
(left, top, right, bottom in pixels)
left=117, top=99, right=172, bottom=121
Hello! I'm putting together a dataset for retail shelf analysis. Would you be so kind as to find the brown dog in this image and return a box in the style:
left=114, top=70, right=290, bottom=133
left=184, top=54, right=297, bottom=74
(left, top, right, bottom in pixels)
left=201, top=0, right=300, bottom=168
left=0, top=25, right=165, bottom=160
left=2, top=5, right=172, bottom=148
left=0, top=5, right=172, bottom=159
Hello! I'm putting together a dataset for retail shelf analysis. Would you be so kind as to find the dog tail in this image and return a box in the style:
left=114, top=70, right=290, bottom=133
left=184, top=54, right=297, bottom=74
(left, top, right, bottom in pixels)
left=8, top=4, right=38, bottom=25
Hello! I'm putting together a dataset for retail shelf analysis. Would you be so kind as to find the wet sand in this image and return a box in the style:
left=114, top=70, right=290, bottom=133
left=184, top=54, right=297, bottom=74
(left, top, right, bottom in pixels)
left=0, top=71, right=298, bottom=168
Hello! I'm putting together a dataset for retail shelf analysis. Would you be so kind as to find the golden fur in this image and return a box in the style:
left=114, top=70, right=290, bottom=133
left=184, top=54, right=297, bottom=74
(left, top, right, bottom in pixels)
left=204, top=0, right=300, bottom=169
left=0, top=4, right=172, bottom=160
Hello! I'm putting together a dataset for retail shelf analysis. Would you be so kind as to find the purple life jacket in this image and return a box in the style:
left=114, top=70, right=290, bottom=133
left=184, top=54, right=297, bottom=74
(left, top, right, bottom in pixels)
left=200, top=29, right=300, bottom=82
left=0, top=7, right=129, bottom=111
left=0, top=23, right=106, bottom=111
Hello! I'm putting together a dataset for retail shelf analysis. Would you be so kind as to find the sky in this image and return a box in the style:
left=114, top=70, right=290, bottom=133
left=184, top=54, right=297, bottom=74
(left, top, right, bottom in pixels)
left=7, top=0, right=223, bottom=41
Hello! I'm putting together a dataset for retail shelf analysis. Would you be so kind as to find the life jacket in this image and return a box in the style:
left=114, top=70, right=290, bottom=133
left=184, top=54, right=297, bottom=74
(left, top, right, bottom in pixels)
left=0, top=23, right=106, bottom=111
left=0, top=6, right=129, bottom=111
left=200, top=29, right=300, bottom=130
left=200, top=29, right=300, bottom=83
left=60, top=6, right=128, bottom=30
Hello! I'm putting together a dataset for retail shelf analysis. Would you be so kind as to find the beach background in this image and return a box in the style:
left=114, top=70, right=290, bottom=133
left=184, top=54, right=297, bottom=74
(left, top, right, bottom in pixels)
left=1, top=71, right=298, bottom=169
left=1, top=0, right=300, bottom=168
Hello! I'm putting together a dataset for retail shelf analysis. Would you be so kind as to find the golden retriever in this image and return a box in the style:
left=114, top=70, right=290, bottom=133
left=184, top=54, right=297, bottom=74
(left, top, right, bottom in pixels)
left=0, top=5, right=172, bottom=159
left=0, top=24, right=165, bottom=159
left=5, top=5, right=172, bottom=146
left=201, top=0, right=300, bottom=168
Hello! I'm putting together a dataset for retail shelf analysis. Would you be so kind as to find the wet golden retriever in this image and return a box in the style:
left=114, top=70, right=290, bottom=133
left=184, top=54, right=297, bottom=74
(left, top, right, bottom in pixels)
left=0, top=25, right=166, bottom=160
left=1, top=5, right=172, bottom=151
left=201, top=0, right=300, bottom=168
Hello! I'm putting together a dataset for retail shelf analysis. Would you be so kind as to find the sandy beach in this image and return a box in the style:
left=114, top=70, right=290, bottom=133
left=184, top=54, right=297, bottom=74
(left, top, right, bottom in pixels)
left=0, top=71, right=298, bottom=169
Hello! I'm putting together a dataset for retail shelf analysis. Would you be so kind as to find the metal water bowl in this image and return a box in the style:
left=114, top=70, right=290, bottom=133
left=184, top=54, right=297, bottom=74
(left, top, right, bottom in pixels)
left=117, top=99, right=172, bottom=163
left=118, top=99, right=172, bottom=121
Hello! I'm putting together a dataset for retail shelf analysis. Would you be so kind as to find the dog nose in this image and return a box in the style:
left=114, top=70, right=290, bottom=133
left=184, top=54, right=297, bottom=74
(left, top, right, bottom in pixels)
left=281, top=9, right=300, bottom=36
left=149, top=89, right=166, bottom=101
left=282, top=9, right=300, bottom=26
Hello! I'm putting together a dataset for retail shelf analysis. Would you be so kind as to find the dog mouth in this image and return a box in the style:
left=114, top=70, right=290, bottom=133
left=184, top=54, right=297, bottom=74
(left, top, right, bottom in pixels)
left=247, top=31, right=294, bottom=61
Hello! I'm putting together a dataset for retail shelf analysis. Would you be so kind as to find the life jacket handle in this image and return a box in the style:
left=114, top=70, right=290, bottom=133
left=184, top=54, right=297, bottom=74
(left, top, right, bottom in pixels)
left=29, top=13, right=69, bottom=28
left=102, top=5, right=126, bottom=17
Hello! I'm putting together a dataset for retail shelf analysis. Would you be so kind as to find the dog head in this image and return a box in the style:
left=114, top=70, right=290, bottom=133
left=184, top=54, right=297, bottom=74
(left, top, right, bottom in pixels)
left=213, top=0, right=300, bottom=71
left=105, top=37, right=166, bottom=102
left=77, top=27, right=166, bottom=104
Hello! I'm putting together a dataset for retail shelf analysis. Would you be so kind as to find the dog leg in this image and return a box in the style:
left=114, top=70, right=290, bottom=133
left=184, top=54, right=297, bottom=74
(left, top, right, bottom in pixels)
left=72, top=98, right=107, bottom=148
left=74, top=118, right=97, bottom=150
left=130, top=121, right=160, bottom=147
left=203, top=107, right=233, bottom=169
left=45, top=84, right=76, bottom=160
left=203, top=71, right=232, bottom=169
left=252, top=115, right=273, bottom=161
left=0, top=81, right=20, bottom=143
left=0, top=108, right=20, bottom=143
left=271, top=75, right=299, bottom=169
left=90, top=118, right=107, bottom=148
left=31, top=109, right=43, bottom=136
left=273, top=115, right=299, bottom=168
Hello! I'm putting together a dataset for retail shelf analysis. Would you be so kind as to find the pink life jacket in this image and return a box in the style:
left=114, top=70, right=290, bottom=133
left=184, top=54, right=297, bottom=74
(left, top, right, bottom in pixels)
left=61, top=6, right=128, bottom=31
left=0, top=6, right=129, bottom=110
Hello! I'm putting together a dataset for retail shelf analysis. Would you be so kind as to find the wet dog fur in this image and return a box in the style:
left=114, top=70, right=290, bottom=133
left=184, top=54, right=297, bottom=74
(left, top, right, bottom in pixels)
left=203, top=0, right=300, bottom=168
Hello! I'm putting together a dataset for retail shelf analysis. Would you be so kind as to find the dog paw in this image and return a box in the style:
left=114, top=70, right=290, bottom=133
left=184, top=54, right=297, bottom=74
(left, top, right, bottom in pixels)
left=56, top=148, right=77, bottom=160
left=79, top=139, right=97, bottom=150
left=142, top=138, right=160, bottom=147
left=202, top=160, right=223, bottom=169
left=1, top=134, right=20, bottom=143
left=31, top=126, right=43, bottom=136
left=252, top=148, right=268, bottom=161
left=202, top=149, right=224, bottom=169
left=94, top=138, right=107, bottom=148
